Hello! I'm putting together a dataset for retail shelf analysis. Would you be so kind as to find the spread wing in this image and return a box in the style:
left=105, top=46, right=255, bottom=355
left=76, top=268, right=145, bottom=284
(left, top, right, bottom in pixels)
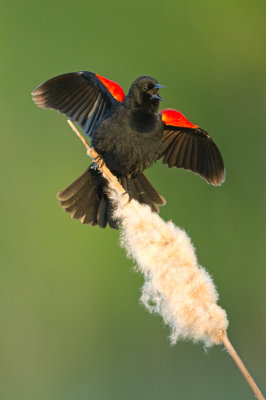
left=32, top=71, right=125, bottom=137
left=160, top=109, right=225, bottom=186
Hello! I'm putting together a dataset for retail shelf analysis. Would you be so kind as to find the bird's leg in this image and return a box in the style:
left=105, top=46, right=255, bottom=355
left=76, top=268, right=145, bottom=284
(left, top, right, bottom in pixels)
left=121, top=177, right=133, bottom=203
left=90, top=155, right=105, bottom=170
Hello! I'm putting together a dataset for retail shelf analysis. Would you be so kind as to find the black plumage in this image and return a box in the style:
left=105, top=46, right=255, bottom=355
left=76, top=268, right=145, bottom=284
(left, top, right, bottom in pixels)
left=32, top=71, right=225, bottom=229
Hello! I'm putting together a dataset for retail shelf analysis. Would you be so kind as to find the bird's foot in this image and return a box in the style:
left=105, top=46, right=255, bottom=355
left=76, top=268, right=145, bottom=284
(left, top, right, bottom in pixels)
left=91, top=155, right=105, bottom=170
left=122, top=190, right=133, bottom=203
left=121, top=178, right=133, bottom=203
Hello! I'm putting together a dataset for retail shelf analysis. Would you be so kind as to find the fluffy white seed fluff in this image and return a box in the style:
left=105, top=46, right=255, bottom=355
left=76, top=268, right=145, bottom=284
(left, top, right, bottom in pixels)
left=111, top=190, right=228, bottom=347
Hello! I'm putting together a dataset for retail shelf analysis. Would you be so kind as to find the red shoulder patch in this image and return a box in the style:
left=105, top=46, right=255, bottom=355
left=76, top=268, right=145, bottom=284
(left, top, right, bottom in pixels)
left=96, top=74, right=125, bottom=102
left=160, top=108, right=198, bottom=129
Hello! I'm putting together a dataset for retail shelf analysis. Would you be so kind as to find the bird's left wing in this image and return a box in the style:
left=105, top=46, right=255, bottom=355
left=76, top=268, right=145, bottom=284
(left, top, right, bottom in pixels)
left=32, top=71, right=125, bottom=137
left=159, top=109, right=225, bottom=186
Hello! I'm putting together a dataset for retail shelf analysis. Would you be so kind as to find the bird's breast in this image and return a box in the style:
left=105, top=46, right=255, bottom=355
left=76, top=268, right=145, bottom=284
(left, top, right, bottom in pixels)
left=92, top=107, right=163, bottom=175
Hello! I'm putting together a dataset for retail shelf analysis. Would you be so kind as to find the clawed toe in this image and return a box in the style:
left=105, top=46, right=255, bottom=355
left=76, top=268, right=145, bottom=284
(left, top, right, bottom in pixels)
left=91, top=155, right=105, bottom=170
left=122, top=190, right=133, bottom=203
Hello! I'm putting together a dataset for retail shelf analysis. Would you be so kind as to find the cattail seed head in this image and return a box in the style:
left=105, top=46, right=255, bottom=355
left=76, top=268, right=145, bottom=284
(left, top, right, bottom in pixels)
left=111, top=191, right=228, bottom=347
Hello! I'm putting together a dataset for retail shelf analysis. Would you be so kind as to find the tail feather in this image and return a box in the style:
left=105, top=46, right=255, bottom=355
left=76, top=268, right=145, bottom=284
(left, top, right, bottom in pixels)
left=66, top=190, right=94, bottom=220
left=132, top=177, right=154, bottom=210
left=136, top=173, right=166, bottom=205
left=56, top=167, right=165, bottom=229
left=81, top=188, right=101, bottom=225
left=58, top=191, right=83, bottom=208
left=126, top=173, right=166, bottom=212
left=96, top=197, right=107, bottom=227
left=57, top=171, right=90, bottom=200
left=57, top=168, right=112, bottom=228
left=106, top=201, right=120, bottom=229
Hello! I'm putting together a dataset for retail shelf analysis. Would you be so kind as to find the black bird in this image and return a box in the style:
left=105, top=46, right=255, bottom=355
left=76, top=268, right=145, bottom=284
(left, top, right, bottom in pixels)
left=32, top=71, right=225, bottom=228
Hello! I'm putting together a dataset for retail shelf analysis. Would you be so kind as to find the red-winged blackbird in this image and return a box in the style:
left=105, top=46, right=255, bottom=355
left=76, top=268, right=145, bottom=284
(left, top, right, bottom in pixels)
left=32, top=72, right=225, bottom=229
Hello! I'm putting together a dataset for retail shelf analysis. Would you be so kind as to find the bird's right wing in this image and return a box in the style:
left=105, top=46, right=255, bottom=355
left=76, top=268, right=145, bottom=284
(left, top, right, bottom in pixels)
left=32, top=71, right=125, bottom=137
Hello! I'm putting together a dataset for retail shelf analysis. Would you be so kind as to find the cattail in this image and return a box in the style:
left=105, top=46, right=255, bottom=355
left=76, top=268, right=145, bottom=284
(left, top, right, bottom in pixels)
left=67, top=120, right=265, bottom=400
left=111, top=191, right=227, bottom=346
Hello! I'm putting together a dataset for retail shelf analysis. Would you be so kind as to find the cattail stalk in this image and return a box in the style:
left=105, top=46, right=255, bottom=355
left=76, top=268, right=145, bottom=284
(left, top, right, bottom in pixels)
left=67, top=119, right=265, bottom=400
left=220, top=334, right=265, bottom=400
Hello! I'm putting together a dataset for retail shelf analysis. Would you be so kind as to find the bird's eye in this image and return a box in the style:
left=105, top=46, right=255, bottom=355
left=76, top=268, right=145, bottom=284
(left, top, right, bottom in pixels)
left=144, top=86, right=148, bottom=91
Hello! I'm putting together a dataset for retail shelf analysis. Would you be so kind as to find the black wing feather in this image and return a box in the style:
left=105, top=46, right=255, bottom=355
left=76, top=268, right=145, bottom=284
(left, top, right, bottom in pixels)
left=160, top=125, right=225, bottom=186
left=183, top=136, right=193, bottom=170
left=32, top=71, right=116, bottom=137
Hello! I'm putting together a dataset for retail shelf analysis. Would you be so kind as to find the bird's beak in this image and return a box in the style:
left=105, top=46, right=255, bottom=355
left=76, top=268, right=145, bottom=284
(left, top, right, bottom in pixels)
left=151, top=93, right=165, bottom=101
left=154, top=84, right=167, bottom=89
left=150, top=83, right=166, bottom=102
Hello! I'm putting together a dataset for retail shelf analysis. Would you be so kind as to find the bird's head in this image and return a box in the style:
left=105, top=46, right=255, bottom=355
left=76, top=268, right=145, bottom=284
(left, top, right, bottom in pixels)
left=127, top=76, right=165, bottom=113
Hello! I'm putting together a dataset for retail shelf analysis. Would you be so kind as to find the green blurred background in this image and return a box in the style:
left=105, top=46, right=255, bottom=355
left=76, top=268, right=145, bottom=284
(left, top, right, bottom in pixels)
left=1, top=0, right=265, bottom=399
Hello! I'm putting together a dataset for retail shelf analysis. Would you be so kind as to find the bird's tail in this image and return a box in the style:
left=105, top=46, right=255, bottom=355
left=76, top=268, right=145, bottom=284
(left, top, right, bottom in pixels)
left=122, top=173, right=166, bottom=213
left=57, top=167, right=165, bottom=229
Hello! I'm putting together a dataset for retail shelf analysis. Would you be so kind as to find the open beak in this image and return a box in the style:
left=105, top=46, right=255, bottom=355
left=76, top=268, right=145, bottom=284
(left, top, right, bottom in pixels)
left=154, top=84, right=167, bottom=89
left=151, top=93, right=165, bottom=102
left=149, top=83, right=166, bottom=102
